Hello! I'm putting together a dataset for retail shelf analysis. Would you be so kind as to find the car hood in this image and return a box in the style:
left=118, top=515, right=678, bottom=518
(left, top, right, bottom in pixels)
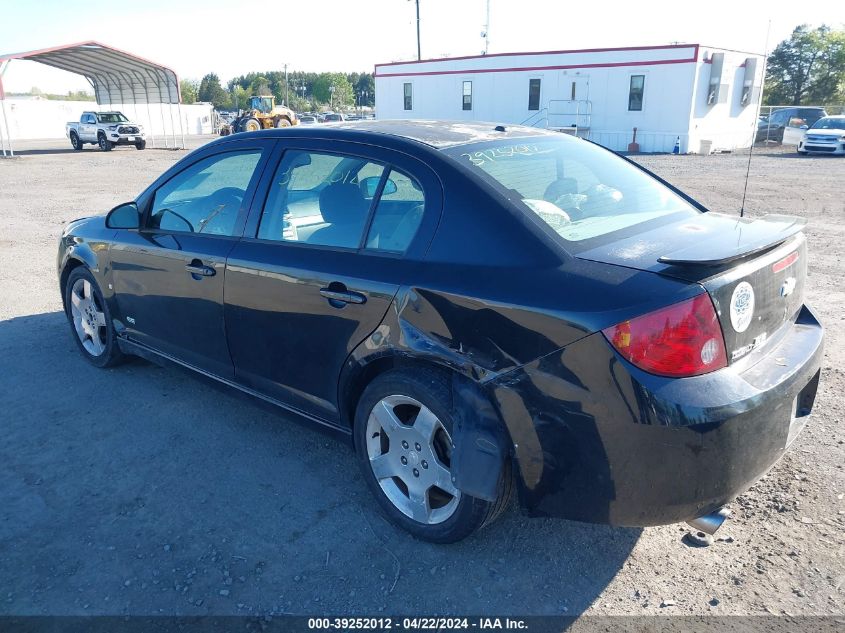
left=804, top=128, right=844, bottom=137
left=574, top=212, right=806, bottom=282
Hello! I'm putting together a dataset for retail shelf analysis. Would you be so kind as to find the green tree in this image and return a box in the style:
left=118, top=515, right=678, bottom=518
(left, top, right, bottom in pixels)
left=198, top=73, right=229, bottom=108
left=765, top=25, right=845, bottom=105
left=312, top=73, right=353, bottom=108
left=180, top=79, right=199, bottom=104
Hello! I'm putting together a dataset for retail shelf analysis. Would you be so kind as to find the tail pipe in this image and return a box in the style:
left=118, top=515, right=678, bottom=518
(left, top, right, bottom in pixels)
left=686, top=506, right=730, bottom=535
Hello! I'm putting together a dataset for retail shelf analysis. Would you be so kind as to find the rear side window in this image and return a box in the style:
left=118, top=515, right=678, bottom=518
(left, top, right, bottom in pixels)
left=258, top=150, right=385, bottom=249
left=365, top=170, right=425, bottom=253
left=257, top=150, right=426, bottom=253
left=149, top=150, right=262, bottom=235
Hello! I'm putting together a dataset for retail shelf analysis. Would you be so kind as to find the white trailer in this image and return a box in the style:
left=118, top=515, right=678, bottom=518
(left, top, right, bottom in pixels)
left=375, top=44, right=764, bottom=154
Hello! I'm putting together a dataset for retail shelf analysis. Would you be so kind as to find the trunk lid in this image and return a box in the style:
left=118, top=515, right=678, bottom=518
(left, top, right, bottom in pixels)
left=576, top=212, right=808, bottom=364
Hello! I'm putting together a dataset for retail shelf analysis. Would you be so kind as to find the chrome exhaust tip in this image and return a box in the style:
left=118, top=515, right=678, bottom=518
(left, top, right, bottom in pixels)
left=686, top=506, right=731, bottom=536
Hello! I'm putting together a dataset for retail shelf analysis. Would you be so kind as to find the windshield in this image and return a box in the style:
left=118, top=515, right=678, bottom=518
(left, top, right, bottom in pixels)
left=97, top=112, right=128, bottom=123
left=810, top=117, right=845, bottom=131
left=444, top=137, right=700, bottom=249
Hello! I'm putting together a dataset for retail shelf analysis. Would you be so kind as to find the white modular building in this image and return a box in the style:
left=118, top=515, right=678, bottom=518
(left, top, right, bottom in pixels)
left=374, top=44, right=764, bottom=154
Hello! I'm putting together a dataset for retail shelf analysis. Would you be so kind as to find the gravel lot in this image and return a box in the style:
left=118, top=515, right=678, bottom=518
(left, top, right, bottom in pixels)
left=0, top=136, right=843, bottom=618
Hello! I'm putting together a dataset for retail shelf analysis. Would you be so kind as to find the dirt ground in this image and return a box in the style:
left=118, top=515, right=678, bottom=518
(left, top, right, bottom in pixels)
left=0, top=136, right=842, bottom=619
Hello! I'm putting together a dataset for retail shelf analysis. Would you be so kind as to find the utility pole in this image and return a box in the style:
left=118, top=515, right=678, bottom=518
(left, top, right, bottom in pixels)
left=284, top=63, right=289, bottom=106
left=415, top=0, right=421, bottom=60
left=481, top=0, right=491, bottom=55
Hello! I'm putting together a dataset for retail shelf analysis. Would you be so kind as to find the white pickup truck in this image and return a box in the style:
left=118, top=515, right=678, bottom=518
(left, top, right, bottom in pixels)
left=66, top=111, right=146, bottom=151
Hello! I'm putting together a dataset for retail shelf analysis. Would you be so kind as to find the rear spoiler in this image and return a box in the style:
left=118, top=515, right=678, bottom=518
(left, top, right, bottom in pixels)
left=658, top=214, right=807, bottom=266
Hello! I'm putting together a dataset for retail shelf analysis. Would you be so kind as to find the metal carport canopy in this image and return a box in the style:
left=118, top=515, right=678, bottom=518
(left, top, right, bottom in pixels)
left=0, top=40, right=185, bottom=156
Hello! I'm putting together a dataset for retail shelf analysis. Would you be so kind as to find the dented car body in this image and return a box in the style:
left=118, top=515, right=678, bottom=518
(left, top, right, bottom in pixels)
left=58, top=122, right=823, bottom=533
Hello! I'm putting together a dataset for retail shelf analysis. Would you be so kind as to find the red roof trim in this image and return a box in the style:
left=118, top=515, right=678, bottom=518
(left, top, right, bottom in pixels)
left=374, top=43, right=698, bottom=69
left=376, top=53, right=698, bottom=78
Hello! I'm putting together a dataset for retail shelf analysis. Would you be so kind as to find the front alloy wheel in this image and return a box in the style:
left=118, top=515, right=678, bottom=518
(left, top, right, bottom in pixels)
left=70, top=277, right=107, bottom=356
left=64, top=268, right=125, bottom=368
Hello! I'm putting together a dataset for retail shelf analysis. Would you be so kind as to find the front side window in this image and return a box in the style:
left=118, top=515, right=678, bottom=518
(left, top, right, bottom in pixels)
left=403, top=83, right=413, bottom=110
left=149, top=150, right=262, bottom=236
left=462, top=81, right=472, bottom=111
left=628, top=75, right=645, bottom=111
left=528, top=79, right=541, bottom=111
left=446, top=137, right=699, bottom=251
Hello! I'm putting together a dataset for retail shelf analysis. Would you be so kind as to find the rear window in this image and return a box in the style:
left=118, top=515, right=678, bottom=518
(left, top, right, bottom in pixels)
left=444, top=137, right=700, bottom=250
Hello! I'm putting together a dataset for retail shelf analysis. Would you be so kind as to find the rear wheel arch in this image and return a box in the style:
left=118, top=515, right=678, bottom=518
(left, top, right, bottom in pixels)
left=343, top=354, right=515, bottom=503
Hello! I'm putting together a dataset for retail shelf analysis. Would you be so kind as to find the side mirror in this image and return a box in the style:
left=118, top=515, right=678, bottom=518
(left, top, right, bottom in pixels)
left=800, top=124, right=809, bottom=130
left=360, top=176, right=398, bottom=198
left=105, top=202, right=140, bottom=229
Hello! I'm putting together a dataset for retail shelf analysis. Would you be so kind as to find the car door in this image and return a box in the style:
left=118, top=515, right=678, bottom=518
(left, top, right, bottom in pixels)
left=224, top=140, right=442, bottom=423
left=109, top=139, right=274, bottom=377
left=81, top=113, right=97, bottom=141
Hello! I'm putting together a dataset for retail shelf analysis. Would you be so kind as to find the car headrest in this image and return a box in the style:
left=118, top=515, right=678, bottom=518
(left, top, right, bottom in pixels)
left=543, top=178, right=579, bottom=203
left=319, top=183, right=369, bottom=224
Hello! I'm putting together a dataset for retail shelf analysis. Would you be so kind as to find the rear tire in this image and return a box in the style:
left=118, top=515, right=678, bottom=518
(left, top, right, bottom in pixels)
left=70, top=132, right=83, bottom=150
left=64, top=267, right=125, bottom=368
left=354, top=368, right=512, bottom=543
left=98, top=134, right=113, bottom=151
left=275, top=118, right=291, bottom=128
left=135, top=140, right=146, bottom=150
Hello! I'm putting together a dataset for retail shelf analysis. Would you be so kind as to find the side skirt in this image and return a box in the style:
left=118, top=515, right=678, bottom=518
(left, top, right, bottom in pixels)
left=118, top=337, right=353, bottom=442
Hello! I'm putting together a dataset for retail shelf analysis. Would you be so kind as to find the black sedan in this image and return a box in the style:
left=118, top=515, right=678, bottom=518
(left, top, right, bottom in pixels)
left=58, top=121, right=823, bottom=543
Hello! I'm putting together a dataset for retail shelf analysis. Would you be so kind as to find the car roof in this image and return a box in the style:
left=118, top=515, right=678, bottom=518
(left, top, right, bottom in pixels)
left=233, top=119, right=560, bottom=149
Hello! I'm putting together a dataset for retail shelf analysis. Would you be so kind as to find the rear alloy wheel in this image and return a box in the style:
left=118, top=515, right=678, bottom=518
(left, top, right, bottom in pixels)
left=65, top=268, right=125, bottom=368
left=70, top=132, right=83, bottom=150
left=355, top=369, right=512, bottom=543
left=98, top=134, right=113, bottom=151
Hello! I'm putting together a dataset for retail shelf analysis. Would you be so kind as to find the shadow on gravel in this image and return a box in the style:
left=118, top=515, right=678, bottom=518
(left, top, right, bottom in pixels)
left=5, top=148, right=82, bottom=156
left=0, top=311, right=641, bottom=618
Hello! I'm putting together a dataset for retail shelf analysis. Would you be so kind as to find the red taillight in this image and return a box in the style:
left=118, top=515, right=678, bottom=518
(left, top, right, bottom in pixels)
left=602, top=294, right=727, bottom=378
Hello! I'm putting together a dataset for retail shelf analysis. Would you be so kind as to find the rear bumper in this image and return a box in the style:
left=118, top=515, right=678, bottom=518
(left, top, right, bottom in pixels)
left=488, top=305, right=824, bottom=526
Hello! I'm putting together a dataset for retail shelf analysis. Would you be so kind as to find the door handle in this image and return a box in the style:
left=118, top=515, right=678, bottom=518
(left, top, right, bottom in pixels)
left=185, top=262, right=216, bottom=277
left=319, top=287, right=366, bottom=305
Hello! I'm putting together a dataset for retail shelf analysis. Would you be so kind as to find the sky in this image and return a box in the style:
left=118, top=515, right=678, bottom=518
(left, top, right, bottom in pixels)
left=1, top=0, right=844, bottom=94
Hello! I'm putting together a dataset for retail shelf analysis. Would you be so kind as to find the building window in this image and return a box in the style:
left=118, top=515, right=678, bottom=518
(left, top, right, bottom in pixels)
left=628, top=75, right=645, bottom=111
left=403, top=83, right=413, bottom=111
left=462, top=81, right=472, bottom=111
left=528, top=78, right=541, bottom=111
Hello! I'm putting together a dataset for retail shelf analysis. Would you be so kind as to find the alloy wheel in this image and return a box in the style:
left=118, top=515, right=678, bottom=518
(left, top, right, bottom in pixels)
left=365, top=395, right=461, bottom=524
left=69, top=278, right=107, bottom=356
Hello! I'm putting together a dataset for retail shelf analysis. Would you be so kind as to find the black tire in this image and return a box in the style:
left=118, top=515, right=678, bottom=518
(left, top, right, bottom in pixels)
left=354, top=368, right=512, bottom=543
left=70, top=132, right=83, bottom=150
left=98, top=134, right=113, bottom=151
left=275, top=118, right=291, bottom=128
left=241, top=117, right=261, bottom=132
left=64, top=267, right=125, bottom=368
left=135, top=140, right=146, bottom=150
